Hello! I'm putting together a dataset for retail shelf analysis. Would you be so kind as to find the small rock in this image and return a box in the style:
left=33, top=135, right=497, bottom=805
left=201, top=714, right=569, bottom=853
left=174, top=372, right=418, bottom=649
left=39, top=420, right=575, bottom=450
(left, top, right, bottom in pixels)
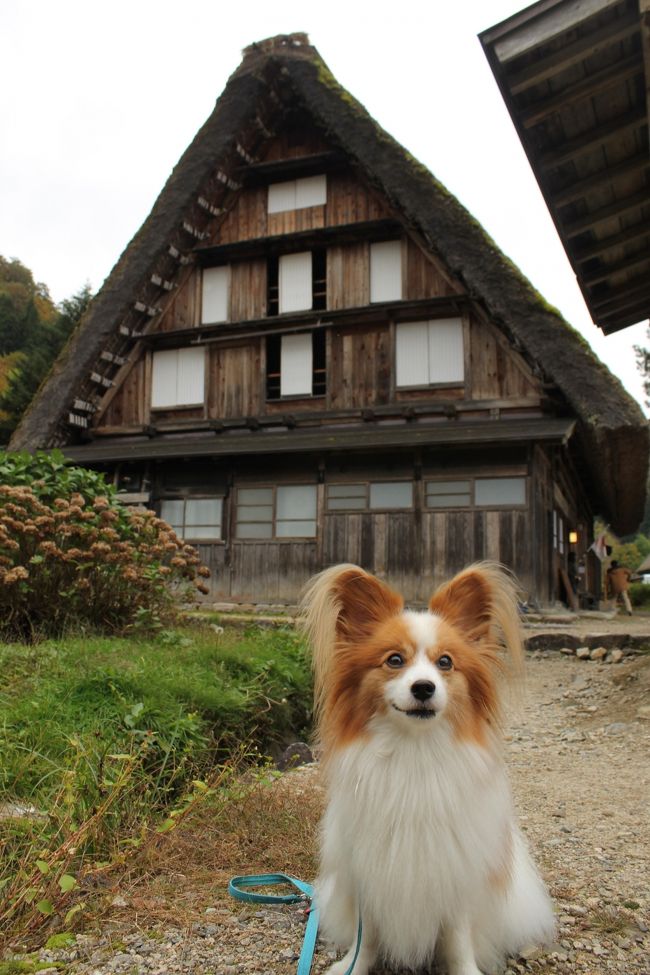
left=589, top=646, right=607, bottom=661
left=636, top=705, right=650, bottom=721
left=276, top=742, right=314, bottom=771
left=609, top=648, right=624, bottom=664
left=559, top=646, right=575, bottom=655
left=111, top=895, right=128, bottom=908
left=576, top=646, right=591, bottom=660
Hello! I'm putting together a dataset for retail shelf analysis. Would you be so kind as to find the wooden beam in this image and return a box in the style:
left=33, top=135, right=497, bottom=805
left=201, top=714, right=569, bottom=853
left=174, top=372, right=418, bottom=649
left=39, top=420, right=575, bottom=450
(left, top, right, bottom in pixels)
left=238, top=151, right=348, bottom=185
left=196, top=218, right=402, bottom=264
left=168, top=244, right=191, bottom=265
left=550, top=151, right=649, bottom=207
left=572, top=218, right=650, bottom=262
left=581, top=247, right=650, bottom=285
left=490, top=0, right=621, bottom=64
left=562, top=186, right=650, bottom=237
left=197, top=197, right=224, bottom=217
left=507, top=11, right=639, bottom=96
left=142, top=295, right=472, bottom=348
left=150, top=273, right=176, bottom=291
left=538, top=106, right=646, bottom=172
left=588, top=275, right=650, bottom=310
left=181, top=221, right=208, bottom=241
left=520, top=53, right=642, bottom=128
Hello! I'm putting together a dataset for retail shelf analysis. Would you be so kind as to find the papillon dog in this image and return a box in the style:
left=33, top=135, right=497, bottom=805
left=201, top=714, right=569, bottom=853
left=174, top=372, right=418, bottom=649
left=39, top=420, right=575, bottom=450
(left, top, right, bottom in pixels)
left=301, top=562, right=555, bottom=975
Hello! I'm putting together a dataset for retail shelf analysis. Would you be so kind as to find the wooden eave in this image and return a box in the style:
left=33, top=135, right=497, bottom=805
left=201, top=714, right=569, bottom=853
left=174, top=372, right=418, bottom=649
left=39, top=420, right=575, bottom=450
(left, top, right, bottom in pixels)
left=62, top=417, right=576, bottom=464
left=195, top=218, right=403, bottom=264
left=480, top=0, right=650, bottom=335
left=143, top=295, right=473, bottom=348
left=236, top=149, right=347, bottom=184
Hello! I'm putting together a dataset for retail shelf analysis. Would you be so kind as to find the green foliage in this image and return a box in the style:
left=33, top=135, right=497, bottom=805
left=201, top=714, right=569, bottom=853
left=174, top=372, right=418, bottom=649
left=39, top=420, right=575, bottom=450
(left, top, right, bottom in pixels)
left=0, top=278, right=91, bottom=442
left=0, top=624, right=312, bottom=939
left=634, top=326, right=650, bottom=409
left=0, top=450, right=209, bottom=641
left=610, top=540, right=642, bottom=571
left=629, top=582, right=650, bottom=608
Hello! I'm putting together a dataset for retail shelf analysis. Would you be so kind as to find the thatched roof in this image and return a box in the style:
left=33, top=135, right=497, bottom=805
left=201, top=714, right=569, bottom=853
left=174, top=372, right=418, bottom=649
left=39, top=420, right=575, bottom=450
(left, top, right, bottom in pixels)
left=10, top=33, right=648, bottom=533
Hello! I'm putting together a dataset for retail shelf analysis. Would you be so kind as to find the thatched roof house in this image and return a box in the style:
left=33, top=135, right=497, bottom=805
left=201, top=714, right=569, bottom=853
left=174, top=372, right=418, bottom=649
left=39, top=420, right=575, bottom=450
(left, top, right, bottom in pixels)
left=10, top=33, right=649, bottom=604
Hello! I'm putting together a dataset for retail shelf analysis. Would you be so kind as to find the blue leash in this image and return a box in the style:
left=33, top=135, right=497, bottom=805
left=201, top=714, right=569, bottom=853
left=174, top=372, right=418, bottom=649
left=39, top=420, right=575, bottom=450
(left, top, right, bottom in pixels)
left=228, top=873, right=362, bottom=975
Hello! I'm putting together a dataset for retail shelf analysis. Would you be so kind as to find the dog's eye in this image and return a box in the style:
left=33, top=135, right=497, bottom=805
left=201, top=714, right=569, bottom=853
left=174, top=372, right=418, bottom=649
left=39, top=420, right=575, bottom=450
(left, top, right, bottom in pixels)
left=385, top=653, right=405, bottom=668
left=437, top=654, right=453, bottom=671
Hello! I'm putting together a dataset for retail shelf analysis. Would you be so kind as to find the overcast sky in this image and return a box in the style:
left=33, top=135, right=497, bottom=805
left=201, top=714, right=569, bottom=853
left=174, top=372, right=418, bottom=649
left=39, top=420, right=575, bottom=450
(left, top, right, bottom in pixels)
left=1, top=0, right=648, bottom=413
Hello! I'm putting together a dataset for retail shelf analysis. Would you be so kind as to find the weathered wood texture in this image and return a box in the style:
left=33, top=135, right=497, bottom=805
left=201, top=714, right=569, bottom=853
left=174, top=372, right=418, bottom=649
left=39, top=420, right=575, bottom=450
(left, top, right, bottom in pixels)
left=468, top=316, right=540, bottom=400
left=156, top=268, right=200, bottom=333
left=213, top=170, right=393, bottom=244
left=230, top=259, right=267, bottom=322
left=228, top=541, right=320, bottom=602
left=404, top=238, right=459, bottom=299
left=208, top=341, right=263, bottom=417
left=95, top=310, right=542, bottom=429
left=327, top=325, right=391, bottom=409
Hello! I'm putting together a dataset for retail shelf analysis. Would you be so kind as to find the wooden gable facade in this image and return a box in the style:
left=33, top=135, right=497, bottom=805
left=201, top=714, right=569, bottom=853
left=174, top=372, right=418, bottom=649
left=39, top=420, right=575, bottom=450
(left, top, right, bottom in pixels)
left=10, top=33, right=649, bottom=607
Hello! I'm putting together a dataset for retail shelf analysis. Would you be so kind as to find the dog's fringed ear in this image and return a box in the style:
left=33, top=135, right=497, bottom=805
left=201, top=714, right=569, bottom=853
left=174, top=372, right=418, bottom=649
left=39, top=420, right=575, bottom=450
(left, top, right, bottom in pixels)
left=301, top=565, right=403, bottom=710
left=329, top=566, right=403, bottom=640
left=429, top=562, right=523, bottom=667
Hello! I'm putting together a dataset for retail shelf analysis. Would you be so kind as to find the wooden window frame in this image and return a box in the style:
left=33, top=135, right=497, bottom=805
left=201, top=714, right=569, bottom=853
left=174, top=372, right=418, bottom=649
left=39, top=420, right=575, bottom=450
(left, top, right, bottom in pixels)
left=424, top=476, right=528, bottom=511
left=325, top=480, right=415, bottom=512
left=266, top=330, right=326, bottom=401
left=201, top=265, right=230, bottom=325
left=159, top=496, right=224, bottom=542
left=267, top=174, right=327, bottom=214
left=267, top=249, right=327, bottom=318
left=394, top=317, right=465, bottom=390
left=150, top=347, right=206, bottom=411
left=234, top=483, right=318, bottom=541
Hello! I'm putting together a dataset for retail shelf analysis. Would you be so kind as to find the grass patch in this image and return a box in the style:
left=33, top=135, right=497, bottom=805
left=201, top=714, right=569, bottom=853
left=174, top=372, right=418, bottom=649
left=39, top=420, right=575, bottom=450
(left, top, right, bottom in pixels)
left=0, top=622, right=312, bottom=944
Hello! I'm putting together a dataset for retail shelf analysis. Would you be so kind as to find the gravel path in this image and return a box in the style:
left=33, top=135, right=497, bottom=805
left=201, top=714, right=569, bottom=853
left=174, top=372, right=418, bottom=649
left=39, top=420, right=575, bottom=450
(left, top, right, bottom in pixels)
left=10, top=646, right=650, bottom=975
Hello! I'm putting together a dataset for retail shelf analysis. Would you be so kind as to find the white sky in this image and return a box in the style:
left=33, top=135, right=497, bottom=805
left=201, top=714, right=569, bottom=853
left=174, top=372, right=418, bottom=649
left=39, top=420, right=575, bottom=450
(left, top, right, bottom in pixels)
left=1, top=0, right=648, bottom=413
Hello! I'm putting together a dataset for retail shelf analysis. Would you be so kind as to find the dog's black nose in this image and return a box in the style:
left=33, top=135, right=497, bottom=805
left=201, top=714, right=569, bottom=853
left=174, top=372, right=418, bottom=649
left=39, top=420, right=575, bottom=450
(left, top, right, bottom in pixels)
left=411, top=680, right=435, bottom=701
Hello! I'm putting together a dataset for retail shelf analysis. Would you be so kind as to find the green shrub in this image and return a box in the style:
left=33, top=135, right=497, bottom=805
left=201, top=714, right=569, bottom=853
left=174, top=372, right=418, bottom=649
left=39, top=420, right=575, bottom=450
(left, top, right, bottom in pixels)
left=629, top=581, right=650, bottom=608
left=0, top=450, right=209, bottom=640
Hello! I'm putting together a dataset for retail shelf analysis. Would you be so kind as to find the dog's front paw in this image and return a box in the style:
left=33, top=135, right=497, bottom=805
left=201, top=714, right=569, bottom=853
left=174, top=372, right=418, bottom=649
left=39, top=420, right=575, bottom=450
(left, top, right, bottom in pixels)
left=326, top=961, right=367, bottom=975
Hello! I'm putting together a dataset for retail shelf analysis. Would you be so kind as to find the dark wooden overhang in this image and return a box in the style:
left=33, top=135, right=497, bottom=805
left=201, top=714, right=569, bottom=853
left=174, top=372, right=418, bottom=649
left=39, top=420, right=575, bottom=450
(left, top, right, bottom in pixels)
left=62, top=417, right=576, bottom=464
left=480, top=0, right=650, bottom=334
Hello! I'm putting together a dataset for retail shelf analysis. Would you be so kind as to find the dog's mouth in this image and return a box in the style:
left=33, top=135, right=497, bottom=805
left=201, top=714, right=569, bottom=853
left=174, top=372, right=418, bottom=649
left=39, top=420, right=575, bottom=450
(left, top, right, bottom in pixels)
left=391, top=704, right=436, bottom=719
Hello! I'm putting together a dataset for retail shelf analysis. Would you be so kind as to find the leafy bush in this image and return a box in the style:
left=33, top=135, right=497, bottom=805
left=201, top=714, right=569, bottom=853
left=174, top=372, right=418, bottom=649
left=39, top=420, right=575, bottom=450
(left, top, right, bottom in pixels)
left=0, top=450, right=209, bottom=641
left=629, top=582, right=650, bottom=608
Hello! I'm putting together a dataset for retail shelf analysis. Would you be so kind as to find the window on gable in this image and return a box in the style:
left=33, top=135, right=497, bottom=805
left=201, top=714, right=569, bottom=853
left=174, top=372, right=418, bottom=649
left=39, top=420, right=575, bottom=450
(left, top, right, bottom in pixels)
left=279, top=252, right=312, bottom=313
left=267, top=174, right=327, bottom=213
left=160, top=497, right=223, bottom=540
left=395, top=318, right=464, bottom=387
left=266, top=331, right=326, bottom=399
left=201, top=266, right=229, bottom=324
left=151, top=347, right=205, bottom=408
left=370, top=240, right=402, bottom=302
left=268, top=249, right=327, bottom=317
left=235, top=485, right=317, bottom=539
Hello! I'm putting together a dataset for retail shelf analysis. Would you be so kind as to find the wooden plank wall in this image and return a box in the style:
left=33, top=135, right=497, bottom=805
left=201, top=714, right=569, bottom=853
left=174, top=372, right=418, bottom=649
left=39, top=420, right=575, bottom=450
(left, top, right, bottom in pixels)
left=469, top=316, right=539, bottom=400
left=230, top=259, right=267, bottom=321
left=208, top=341, right=262, bottom=417
left=214, top=171, right=393, bottom=244
left=327, top=325, right=391, bottom=409
left=229, top=542, right=320, bottom=602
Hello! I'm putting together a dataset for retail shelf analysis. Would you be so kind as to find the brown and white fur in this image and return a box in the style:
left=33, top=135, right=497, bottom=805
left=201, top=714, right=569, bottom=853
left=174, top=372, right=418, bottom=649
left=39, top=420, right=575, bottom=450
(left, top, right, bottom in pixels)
left=301, top=563, right=555, bottom=975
